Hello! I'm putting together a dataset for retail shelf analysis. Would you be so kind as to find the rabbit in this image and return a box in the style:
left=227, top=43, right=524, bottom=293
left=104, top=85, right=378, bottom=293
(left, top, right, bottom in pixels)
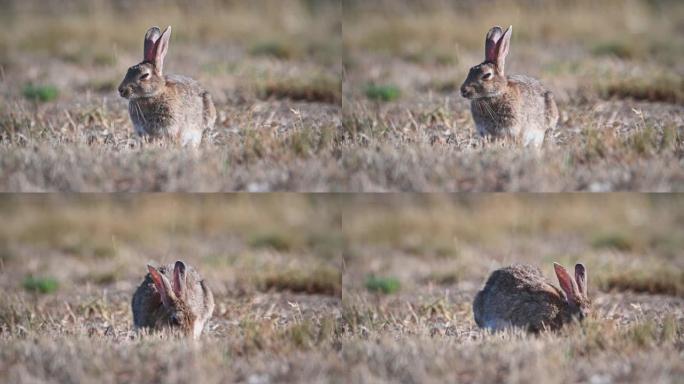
left=118, top=26, right=216, bottom=147
left=132, top=260, right=215, bottom=339
left=472, top=262, right=590, bottom=332
left=460, top=26, right=558, bottom=147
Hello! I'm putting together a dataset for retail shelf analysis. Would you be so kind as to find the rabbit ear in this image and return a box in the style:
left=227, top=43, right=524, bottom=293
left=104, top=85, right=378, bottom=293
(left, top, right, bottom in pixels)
left=148, top=265, right=174, bottom=308
left=173, top=260, right=187, bottom=299
left=554, top=262, right=579, bottom=302
left=152, top=26, right=172, bottom=75
left=494, top=26, right=512, bottom=74
left=575, top=263, right=588, bottom=298
left=485, top=26, right=503, bottom=62
left=143, top=27, right=161, bottom=63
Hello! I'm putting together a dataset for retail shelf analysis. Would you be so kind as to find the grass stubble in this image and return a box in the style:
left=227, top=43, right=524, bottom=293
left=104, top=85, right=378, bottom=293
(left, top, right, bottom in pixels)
left=0, top=196, right=344, bottom=383
left=341, top=194, right=684, bottom=383
left=341, top=0, right=684, bottom=192
left=1, top=0, right=683, bottom=191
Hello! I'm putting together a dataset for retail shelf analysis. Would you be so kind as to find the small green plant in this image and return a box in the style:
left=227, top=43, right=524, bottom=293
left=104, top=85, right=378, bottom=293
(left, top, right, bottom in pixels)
left=22, top=276, right=59, bottom=294
left=22, top=84, right=59, bottom=102
left=365, top=275, right=400, bottom=294
left=365, top=84, right=400, bottom=102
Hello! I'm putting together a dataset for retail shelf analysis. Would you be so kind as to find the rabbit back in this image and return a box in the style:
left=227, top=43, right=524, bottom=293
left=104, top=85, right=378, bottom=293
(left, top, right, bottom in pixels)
left=471, top=75, right=556, bottom=147
left=129, top=75, right=215, bottom=146
left=473, top=264, right=567, bottom=332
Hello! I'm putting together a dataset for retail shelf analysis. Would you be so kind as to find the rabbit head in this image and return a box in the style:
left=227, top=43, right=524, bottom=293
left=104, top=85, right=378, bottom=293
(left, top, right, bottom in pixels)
left=146, top=260, right=197, bottom=336
left=460, top=25, right=512, bottom=100
left=118, top=26, right=172, bottom=99
left=554, top=262, right=591, bottom=321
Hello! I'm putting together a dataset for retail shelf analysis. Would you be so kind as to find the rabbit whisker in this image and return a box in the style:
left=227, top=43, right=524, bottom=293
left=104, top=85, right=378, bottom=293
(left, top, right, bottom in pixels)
left=482, top=99, right=499, bottom=128
left=136, top=102, right=146, bottom=124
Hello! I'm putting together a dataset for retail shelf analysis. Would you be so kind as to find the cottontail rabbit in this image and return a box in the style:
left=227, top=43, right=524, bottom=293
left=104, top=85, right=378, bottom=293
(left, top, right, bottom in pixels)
left=460, top=26, right=558, bottom=147
left=118, top=26, right=216, bottom=147
left=473, top=262, right=590, bottom=332
left=132, top=260, right=214, bottom=338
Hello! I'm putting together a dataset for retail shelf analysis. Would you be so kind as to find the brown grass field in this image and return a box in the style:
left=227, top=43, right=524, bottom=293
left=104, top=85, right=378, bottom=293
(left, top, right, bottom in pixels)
left=0, top=195, right=343, bottom=383
left=1, top=0, right=683, bottom=191
left=342, top=0, right=684, bottom=191
left=0, top=0, right=342, bottom=191
left=1, top=195, right=683, bottom=382
left=342, top=194, right=684, bottom=383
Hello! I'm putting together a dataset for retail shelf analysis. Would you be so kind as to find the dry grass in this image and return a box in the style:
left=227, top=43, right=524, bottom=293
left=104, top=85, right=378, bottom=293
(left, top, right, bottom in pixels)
left=341, top=194, right=684, bottom=383
left=0, top=196, right=343, bottom=383
left=2, top=195, right=684, bottom=382
left=0, top=0, right=342, bottom=192
left=341, top=0, right=684, bottom=191
left=3, top=1, right=684, bottom=191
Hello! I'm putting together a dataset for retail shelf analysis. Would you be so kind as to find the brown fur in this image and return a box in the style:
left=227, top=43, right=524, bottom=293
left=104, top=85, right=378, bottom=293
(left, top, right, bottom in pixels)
left=131, top=261, right=214, bottom=338
left=118, top=26, right=216, bottom=147
left=473, top=263, right=591, bottom=332
left=461, top=26, right=558, bottom=147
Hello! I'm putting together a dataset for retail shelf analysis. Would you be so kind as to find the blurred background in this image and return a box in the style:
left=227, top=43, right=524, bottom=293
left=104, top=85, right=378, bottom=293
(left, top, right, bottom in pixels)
left=0, top=194, right=343, bottom=382
left=338, top=0, right=684, bottom=191
left=341, top=194, right=684, bottom=384
left=0, top=0, right=341, bottom=105
left=344, top=194, right=684, bottom=295
left=0, top=194, right=341, bottom=297
left=344, top=0, right=684, bottom=102
left=0, top=0, right=343, bottom=192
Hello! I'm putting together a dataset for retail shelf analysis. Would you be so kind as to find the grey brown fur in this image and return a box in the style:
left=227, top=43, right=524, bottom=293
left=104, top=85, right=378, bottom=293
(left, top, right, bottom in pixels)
left=132, top=260, right=214, bottom=338
left=461, top=26, right=558, bottom=147
left=118, top=26, right=216, bottom=147
left=473, top=263, right=590, bottom=332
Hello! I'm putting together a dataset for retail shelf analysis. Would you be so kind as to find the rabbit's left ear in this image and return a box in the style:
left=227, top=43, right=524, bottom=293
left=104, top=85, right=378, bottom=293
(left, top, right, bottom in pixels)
left=172, top=260, right=187, bottom=299
left=554, top=262, right=580, bottom=302
left=575, top=264, right=588, bottom=297
left=148, top=265, right=174, bottom=308
left=494, top=25, right=512, bottom=74
left=485, top=26, right=503, bottom=62
left=143, top=27, right=161, bottom=62
left=152, top=26, right=172, bottom=75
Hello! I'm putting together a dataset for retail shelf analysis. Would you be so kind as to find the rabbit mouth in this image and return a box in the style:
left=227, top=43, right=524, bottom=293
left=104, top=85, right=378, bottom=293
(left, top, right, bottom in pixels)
left=466, top=91, right=504, bottom=100
left=118, top=87, right=132, bottom=99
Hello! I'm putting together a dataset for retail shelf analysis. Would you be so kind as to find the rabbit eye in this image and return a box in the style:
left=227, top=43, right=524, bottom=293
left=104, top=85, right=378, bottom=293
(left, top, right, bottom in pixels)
left=170, top=315, right=181, bottom=326
left=482, top=73, right=492, bottom=80
left=140, top=73, right=150, bottom=81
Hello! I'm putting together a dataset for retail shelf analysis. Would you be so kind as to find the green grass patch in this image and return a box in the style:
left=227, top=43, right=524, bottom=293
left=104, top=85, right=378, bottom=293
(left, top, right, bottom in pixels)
left=365, top=84, right=400, bottom=102
left=22, top=276, right=59, bottom=294
left=22, top=84, right=59, bottom=102
left=365, top=275, right=400, bottom=294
